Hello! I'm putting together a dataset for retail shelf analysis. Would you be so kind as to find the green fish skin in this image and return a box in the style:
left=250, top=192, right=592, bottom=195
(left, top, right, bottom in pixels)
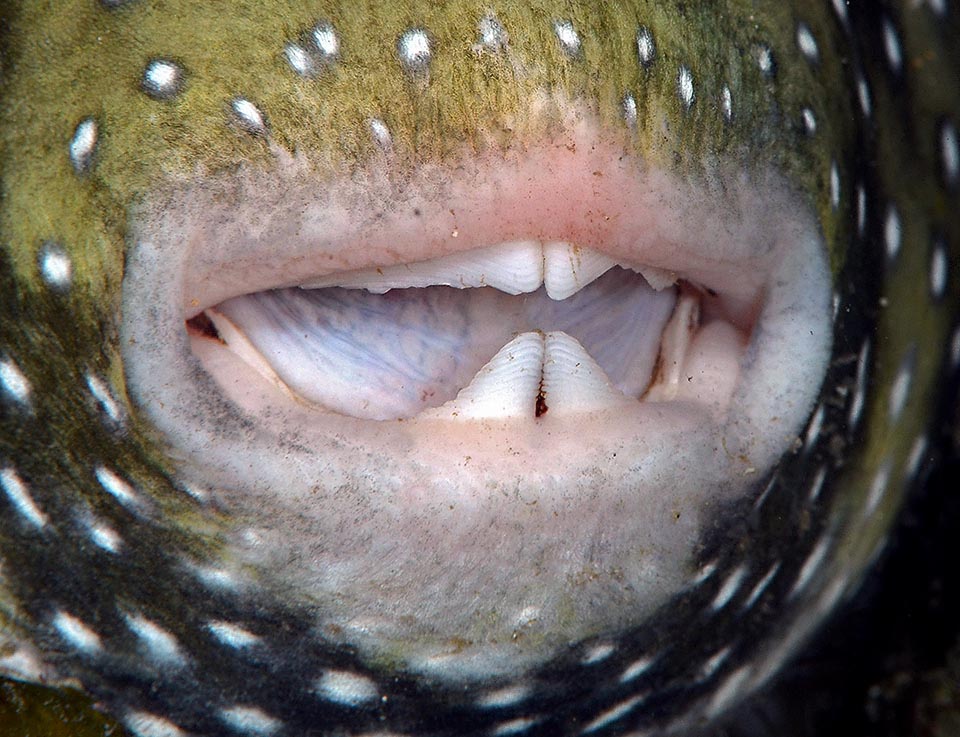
left=0, top=1, right=957, bottom=736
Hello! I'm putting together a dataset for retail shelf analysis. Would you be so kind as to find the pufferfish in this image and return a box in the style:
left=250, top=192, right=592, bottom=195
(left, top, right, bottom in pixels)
left=0, top=0, right=958, bottom=735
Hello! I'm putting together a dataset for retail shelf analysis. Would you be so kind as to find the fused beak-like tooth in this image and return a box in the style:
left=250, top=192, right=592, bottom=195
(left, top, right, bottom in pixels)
left=300, top=241, right=622, bottom=299
left=423, top=330, right=629, bottom=420
left=423, top=332, right=545, bottom=419
left=542, top=242, right=619, bottom=300
left=299, top=240, right=543, bottom=294
left=540, top=332, right=631, bottom=412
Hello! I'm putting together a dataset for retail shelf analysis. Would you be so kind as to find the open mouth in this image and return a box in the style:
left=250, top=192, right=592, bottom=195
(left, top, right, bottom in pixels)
left=186, top=242, right=748, bottom=423
left=121, top=117, right=832, bottom=678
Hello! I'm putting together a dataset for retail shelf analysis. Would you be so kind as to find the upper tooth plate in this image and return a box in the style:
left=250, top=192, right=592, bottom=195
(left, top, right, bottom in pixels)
left=301, top=241, right=623, bottom=300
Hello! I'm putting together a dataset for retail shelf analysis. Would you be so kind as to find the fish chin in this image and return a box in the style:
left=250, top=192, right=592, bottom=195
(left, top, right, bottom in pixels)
left=121, top=108, right=832, bottom=680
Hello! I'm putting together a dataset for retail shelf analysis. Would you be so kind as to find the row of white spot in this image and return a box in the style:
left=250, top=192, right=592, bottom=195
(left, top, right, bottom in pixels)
left=45, top=608, right=383, bottom=737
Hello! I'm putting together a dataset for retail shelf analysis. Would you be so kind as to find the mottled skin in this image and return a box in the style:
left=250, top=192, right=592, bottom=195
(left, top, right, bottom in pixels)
left=0, top=1, right=958, bottom=736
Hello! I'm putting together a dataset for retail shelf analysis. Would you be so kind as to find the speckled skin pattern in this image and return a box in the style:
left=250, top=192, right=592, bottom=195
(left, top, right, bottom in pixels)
left=1, top=2, right=959, bottom=736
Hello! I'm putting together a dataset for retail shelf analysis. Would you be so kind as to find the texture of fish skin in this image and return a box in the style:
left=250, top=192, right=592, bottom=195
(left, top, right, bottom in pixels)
left=0, top=2, right=958, bottom=737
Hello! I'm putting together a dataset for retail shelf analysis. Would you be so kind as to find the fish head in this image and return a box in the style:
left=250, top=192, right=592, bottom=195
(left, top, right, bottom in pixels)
left=1, top=1, right=958, bottom=735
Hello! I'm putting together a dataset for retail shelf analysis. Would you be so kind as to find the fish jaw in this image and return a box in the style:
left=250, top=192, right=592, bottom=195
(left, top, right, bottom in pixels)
left=121, top=107, right=832, bottom=679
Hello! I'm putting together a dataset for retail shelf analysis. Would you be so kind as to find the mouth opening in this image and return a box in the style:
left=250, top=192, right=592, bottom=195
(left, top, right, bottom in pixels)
left=185, top=243, right=754, bottom=424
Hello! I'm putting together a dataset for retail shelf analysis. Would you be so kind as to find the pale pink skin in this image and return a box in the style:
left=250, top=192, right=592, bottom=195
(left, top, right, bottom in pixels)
left=122, top=108, right=831, bottom=681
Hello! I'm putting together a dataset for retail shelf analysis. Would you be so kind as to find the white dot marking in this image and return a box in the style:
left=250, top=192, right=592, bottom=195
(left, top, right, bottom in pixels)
left=1, top=468, right=48, bottom=529
left=39, top=243, right=72, bottom=288
left=207, top=621, right=261, bottom=649
left=553, top=20, right=581, bottom=56
left=864, top=461, right=892, bottom=518
left=315, top=669, right=378, bottom=706
left=931, top=240, right=948, bottom=299
left=677, top=65, right=695, bottom=109
left=69, top=118, right=98, bottom=173
left=124, top=711, right=187, bottom=737
left=830, top=162, right=841, bottom=210
left=884, top=206, right=902, bottom=260
left=883, top=18, right=903, bottom=74
left=478, top=684, right=531, bottom=709
left=86, top=373, right=123, bottom=424
left=94, top=466, right=143, bottom=510
left=53, top=611, right=102, bottom=654
left=721, top=85, right=733, bottom=122
left=231, top=98, right=267, bottom=135
left=398, top=28, right=431, bottom=71
left=125, top=613, right=187, bottom=667
left=742, top=563, right=781, bottom=611
left=218, top=706, right=282, bottom=737
left=620, top=654, right=655, bottom=683
left=582, top=694, right=645, bottom=734
left=942, top=121, right=959, bottom=186
left=710, top=566, right=748, bottom=611
left=796, top=23, right=819, bottom=63
left=888, top=348, right=914, bottom=422
left=636, top=27, right=655, bottom=67
left=789, top=535, right=831, bottom=598
left=0, top=358, right=31, bottom=405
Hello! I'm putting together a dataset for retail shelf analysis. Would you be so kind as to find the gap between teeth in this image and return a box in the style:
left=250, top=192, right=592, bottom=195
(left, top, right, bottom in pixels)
left=299, top=241, right=677, bottom=300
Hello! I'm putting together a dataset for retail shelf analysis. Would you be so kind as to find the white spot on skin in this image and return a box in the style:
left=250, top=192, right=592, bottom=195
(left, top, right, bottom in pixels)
left=94, top=466, right=143, bottom=510
left=315, top=669, right=378, bottom=706
left=804, top=404, right=824, bottom=450
left=368, top=118, right=392, bottom=151
left=124, top=711, right=187, bottom=737
left=705, top=666, right=752, bottom=719
left=312, top=22, right=340, bottom=61
left=39, top=242, right=72, bottom=289
left=1, top=468, right=48, bottom=529
left=477, top=684, right=531, bottom=709
left=620, top=654, right=655, bottom=683
left=142, top=59, right=183, bottom=100
left=789, top=535, right=832, bottom=598
left=89, top=521, right=122, bottom=553
left=831, top=0, right=849, bottom=23
left=125, top=614, right=187, bottom=668
left=69, top=118, right=97, bottom=173
left=796, top=23, right=819, bottom=63
left=951, top=324, right=960, bottom=369
left=710, top=566, right=748, bottom=611
left=493, top=717, right=539, bottom=736
left=86, top=374, right=123, bottom=424
left=942, top=121, right=959, bottom=186
left=888, top=347, right=914, bottom=422
left=206, top=621, right=261, bottom=649
left=883, top=17, right=903, bottom=74
left=636, top=27, right=655, bottom=67
left=692, top=560, right=717, bottom=585
left=930, top=241, right=948, bottom=300
left=756, top=45, right=775, bottom=77
left=284, top=44, right=314, bottom=77
left=189, top=563, right=240, bottom=591
left=553, top=20, right=581, bottom=57
left=849, top=338, right=871, bottom=431
left=697, top=646, right=732, bottom=681
left=741, top=563, right=781, bottom=611
left=477, top=14, right=508, bottom=51
left=581, top=694, right=645, bottom=734
left=905, top=435, right=929, bottom=481
left=830, top=162, right=841, bottom=210
left=885, top=205, right=902, bottom=260
left=397, top=28, right=431, bottom=72
left=721, top=85, right=733, bottom=122
left=218, top=706, right=282, bottom=736
left=864, top=461, right=892, bottom=518
left=622, top=93, right=637, bottom=128
left=857, top=76, right=872, bottom=118
left=581, top=643, right=615, bottom=665
left=677, top=65, right=695, bottom=109
left=807, top=465, right=828, bottom=503
left=0, top=357, right=31, bottom=406
left=53, top=611, right=102, bottom=655
left=231, top=98, right=267, bottom=136
left=802, top=108, right=817, bottom=135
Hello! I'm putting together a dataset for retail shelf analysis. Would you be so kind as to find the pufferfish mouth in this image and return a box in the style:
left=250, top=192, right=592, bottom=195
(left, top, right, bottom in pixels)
left=187, top=242, right=746, bottom=423
left=122, top=116, right=832, bottom=678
